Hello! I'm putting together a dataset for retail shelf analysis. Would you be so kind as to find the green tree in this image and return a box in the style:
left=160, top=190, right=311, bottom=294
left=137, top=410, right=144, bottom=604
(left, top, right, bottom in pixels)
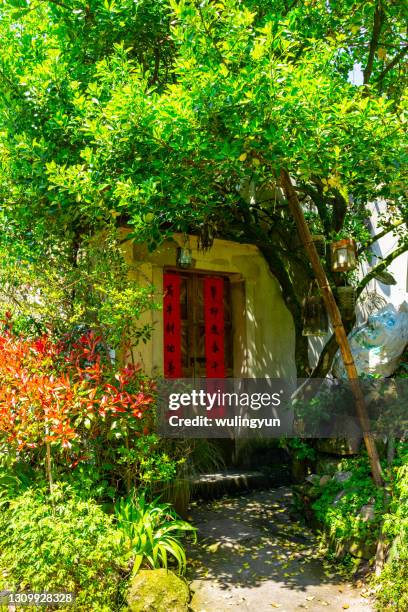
left=0, top=0, right=406, bottom=373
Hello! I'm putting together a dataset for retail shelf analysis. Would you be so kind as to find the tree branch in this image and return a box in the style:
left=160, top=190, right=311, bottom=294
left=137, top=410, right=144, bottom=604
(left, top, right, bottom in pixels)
left=302, top=181, right=331, bottom=236
left=236, top=214, right=312, bottom=376
left=149, top=46, right=161, bottom=85
left=357, top=242, right=408, bottom=298
left=42, top=0, right=73, bottom=11
left=331, top=190, right=347, bottom=233
left=376, top=45, right=408, bottom=84
left=309, top=332, right=338, bottom=378
left=358, top=219, right=405, bottom=254
left=363, top=1, right=386, bottom=85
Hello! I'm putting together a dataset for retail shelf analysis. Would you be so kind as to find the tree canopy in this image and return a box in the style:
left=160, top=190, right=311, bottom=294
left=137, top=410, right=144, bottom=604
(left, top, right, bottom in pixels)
left=0, top=0, right=406, bottom=373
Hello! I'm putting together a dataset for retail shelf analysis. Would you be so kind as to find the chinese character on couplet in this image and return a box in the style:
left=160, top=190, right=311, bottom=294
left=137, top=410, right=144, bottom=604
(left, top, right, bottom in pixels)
left=167, top=361, right=175, bottom=374
left=166, top=322, right=175, bottom=334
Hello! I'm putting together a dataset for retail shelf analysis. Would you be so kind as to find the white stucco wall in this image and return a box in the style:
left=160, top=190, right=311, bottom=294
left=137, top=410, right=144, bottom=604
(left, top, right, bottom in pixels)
left=358, top=200, right=407, bottom=315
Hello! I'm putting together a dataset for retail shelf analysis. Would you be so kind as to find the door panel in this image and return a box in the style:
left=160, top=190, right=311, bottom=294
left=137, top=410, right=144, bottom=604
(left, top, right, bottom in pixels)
left=164, top=271, right=233, bottom=378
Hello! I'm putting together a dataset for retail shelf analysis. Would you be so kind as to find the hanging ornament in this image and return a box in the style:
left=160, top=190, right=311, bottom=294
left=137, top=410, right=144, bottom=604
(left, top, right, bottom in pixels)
left=330, top=238, right=357, bottom=272
left=337, top=285, right=356, bottom=320
left=302, top=281, right=329, bottom=337
left=177, top=234, right=193, bottom=268
left=197, top=220, right=216, bottom=252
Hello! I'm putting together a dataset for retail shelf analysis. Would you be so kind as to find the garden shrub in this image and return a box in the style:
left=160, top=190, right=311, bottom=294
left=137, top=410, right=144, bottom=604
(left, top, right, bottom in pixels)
left=115, top=493, right=196, bottom=575
left=310, top=443, right=408, bottom=608
left=373, top=441, right=408, bottom=610
left=0, top=322, right=185, bottom=496
left=312, top=455, right=384, bottom=549
left=0, top=486, right=124, bottom=611
left=0, top=319, right=196, bottom=609
left=374, top=535, right=408, bottom=611
left=0, top=484, right=196, bottom=610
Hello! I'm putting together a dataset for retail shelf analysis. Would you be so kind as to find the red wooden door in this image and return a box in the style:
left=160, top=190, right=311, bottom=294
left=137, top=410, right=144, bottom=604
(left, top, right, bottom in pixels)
left=163, top=271, right=233, bottom=378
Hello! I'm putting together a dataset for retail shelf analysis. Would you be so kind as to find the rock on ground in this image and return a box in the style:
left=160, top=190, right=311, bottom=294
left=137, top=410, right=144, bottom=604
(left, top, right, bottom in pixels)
left=127, top=568, right=189, bottom=612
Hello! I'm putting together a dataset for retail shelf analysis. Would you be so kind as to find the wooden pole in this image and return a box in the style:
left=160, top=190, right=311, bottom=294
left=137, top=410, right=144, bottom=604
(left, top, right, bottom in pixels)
left=280, top=169, right=383, bottom=487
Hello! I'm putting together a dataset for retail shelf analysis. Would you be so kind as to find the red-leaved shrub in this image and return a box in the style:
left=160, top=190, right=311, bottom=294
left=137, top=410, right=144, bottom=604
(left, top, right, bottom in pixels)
left=0, top=321, right=154, bottom=466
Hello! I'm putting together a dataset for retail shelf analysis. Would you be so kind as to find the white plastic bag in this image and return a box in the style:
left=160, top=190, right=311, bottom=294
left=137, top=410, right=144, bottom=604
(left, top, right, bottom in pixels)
left=333, top=301, right=408, bottom=378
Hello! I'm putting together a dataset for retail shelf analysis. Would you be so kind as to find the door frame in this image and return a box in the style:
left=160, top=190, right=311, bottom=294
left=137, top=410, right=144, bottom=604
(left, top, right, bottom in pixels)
left=163, top=267, right=244, bottom=378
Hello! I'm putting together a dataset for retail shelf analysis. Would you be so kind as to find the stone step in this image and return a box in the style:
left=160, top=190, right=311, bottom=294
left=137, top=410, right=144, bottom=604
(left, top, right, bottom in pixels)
left=190, top=467, right=291, bottom=499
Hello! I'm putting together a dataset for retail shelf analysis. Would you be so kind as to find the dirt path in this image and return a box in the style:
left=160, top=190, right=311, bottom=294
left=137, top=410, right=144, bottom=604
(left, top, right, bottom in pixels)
left=187, top=487, right=373, bottom=612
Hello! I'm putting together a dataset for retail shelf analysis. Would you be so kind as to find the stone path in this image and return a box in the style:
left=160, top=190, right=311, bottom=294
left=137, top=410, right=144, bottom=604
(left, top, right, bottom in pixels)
left=187, top=487, right=373, bottom=612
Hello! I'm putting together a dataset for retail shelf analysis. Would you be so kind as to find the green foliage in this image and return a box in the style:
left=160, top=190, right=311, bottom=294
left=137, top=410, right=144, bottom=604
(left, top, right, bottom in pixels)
left=0, top=231, right=158, bottom=350
left=312, top=455, right=384, bottom=546
left=383, top=442, right=408, bottom=540
left=0, top=0, right=406, bottom=376
left=0, top=483, right=196, bottom=609
left=373, top=441, right=408, bottom=610
left=115, top=493, right=196, bottom=575
left=309, top=443, right=408, bottom=608
left=114, top=434, right=185, bottom=494
left=374, top=537, right=408, bottom=611
left=0, top=486, right=124, bottom=611
left=281, top=438, right=316, bottom=462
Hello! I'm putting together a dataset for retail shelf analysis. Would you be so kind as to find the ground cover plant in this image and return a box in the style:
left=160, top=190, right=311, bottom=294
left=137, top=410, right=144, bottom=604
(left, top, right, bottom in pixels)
left=0, top=486, right=123, bottom=611
left=373, top=441, right=408, bottom=610
left=0, top=482, right=195, bottom=611
left=309, top=442, right=408, bottom=609
left=312, top=455, right=385, bottom=551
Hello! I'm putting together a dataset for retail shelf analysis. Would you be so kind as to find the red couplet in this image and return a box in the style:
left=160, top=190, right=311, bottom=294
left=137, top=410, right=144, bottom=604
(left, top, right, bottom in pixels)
left=163, top=273, right=182, bottom=378
left=203, top=277, right=225, bottom=379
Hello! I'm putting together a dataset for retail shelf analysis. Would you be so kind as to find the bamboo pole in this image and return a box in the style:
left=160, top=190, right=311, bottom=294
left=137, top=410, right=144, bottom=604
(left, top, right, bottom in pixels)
left=280, top=169, right=383, bottom=487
